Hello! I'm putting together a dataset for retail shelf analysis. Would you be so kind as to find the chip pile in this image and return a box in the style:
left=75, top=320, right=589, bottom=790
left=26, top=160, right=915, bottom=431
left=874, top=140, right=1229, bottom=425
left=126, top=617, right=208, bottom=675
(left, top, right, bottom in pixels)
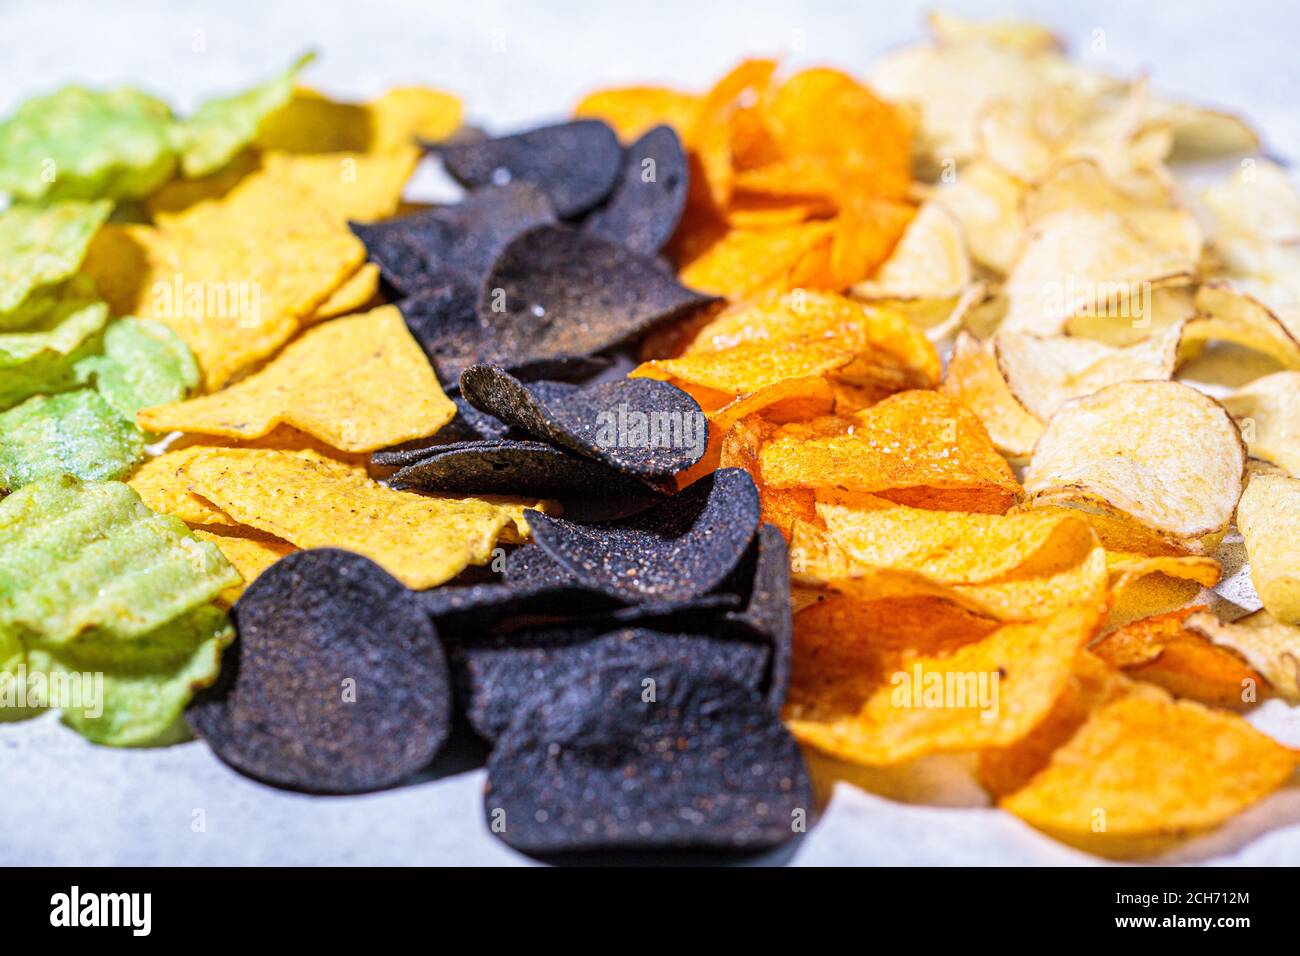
left=2, top=11, right=1299, bottom=863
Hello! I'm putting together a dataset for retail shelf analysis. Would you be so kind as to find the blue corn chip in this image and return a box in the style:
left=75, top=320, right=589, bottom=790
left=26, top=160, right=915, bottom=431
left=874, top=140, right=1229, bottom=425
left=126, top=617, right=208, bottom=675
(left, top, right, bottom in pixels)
left=484, top=658, right=811, bottom=853
left=585, top=125, right=689, bottom=255
left=526, top=467, right=761, bottom=603
left=433, top=120, right=622, bottom=218
left=460, top=364, right=707, bottom=480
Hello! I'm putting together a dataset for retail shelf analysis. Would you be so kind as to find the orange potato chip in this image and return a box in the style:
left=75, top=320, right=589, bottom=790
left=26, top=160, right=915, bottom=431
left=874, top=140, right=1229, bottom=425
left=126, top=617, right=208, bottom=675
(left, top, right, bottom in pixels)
left=179, top=447, right=546, bottom=589
left=573, top=87, right=701, bottom=143
left=1091, top=606, right=1264, bottom=708
left=786, top=602, right=1104, bottom=766
left=718, top=414, right=816, bottom=537
left=632, top=337, right=854, bottom=399
left=942, top=331, right=1043, bottom=459
left=760, top=389, right=1022, bottom=513
left=193, top=528, right=296, bottom=607
left=677, top=220, right=836, bottom=299
left=998, top=693, right=1295, bottom=856
left=1186, top=609, right=1300, bottom=703
left=138, top=305, right=454, bottom=453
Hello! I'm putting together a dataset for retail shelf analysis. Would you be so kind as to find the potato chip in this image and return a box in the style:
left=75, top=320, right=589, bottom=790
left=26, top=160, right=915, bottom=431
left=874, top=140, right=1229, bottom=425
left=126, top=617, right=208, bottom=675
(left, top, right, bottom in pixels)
left=0, top=280, right=109, bottom=410
left=573, top=87, right=701, bottom=143
left=942, top=331, right=1043, bottom=458
left=718, top=414, right=816, bottom=536
left=179, top=447, right=544, bottom=589
left=1091, top=607, right=1264, bottom=708
left=74, top=317, right=199, bottom=423
left=0, top=390, right=143, bottom=489
left=1186, top=609, right=1300, bottom=702
left=926, top=11, right=1062, bottom=53
left=992, top=320, right=1185, bottom=420
left=677, top=220, right=836, bottom=298
left=852, top=201, right=970, bottom=300
left=1189, top=283, right=1300, bottom=370
left=0, top=87, right=176, bottom=201
left=1235, top=474, right=1300, bottom=624
left=1024, top=381, right=1245, bottom=553
left=1064, top=283, right=1195, bottom=346
left=0, top=201, right=112, bottom=319
left=138, top=305, right=453, bottom=453
left=931, top=161, right=1025, bottom=275
left=193, top=528, right=296, bottom=607
left=255, top=85, right=462, bottom=153
left=689, top=60, right=777, bottom=212
left=998, top=693, right=1295, bottom=856
left=0, top=474, right=237, bottom=646
left=1221, top=371, right=1300, bottom=476
left=786, top=603, right=1103, bottom=766
left=761, top=390, right=1022, bottom=513
left=174, top=53, right=312, bottom=177
left=1201, top=158, right=1300, bottom=244
left=827, top=195, right=917, bottom=289
left=633, top=337, right=853, bottom=400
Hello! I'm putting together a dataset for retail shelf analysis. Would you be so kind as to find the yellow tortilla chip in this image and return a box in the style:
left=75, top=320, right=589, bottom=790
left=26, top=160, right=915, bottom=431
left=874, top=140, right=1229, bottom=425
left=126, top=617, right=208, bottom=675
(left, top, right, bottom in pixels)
left=193, top=528, right=296, bottom=607
left=998, top=692, right=1295, bottom=856
left=306, top=262, right=380, bottom=323
left=254, top=86, right=462, bottom=153
left=786, top=603, right=1104, bottom=767
left=942, top=331, right=1043, bottom=458
left=138, top=305, right=454, bottom=454
left=259, top=148, right=420, bottom=225
left=1222, top=371, right=1300, bottom=476
left=1235, top=474, right=1300, bottom=624
left=760, top=389, right=1023, bottom=513
left=1024, top=381, right=1245, bottom=554
left=179, top=447, right=546, bottom=589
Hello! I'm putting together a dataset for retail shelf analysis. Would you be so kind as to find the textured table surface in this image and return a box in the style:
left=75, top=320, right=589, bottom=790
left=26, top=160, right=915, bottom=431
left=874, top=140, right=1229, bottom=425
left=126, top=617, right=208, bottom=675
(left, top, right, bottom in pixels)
left=1, top=0, right=1297, bottom=865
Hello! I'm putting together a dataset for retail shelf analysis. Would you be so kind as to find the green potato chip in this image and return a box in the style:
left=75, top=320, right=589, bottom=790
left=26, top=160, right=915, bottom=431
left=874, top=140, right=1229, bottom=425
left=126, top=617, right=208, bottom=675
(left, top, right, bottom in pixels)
left=0, top=280, right=109, bottom=409
left=0, top=87, right=177, bottom=201
left=0, top=201, right=113, bottom=318
left=175, top=52, right=315, bottom=178
left=27, top=603, right=233, bottom=747
left=0, top=390, right=144, bottom=490
left=0, top=474, right=239, bottom=647
left=75, top=317, right=199, bottom=421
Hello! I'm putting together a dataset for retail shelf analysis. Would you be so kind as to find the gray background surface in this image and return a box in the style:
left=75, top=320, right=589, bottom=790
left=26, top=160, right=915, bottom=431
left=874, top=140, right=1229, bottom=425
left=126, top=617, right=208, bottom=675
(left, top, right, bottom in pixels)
left=1, top=0, right=1298, bottom=865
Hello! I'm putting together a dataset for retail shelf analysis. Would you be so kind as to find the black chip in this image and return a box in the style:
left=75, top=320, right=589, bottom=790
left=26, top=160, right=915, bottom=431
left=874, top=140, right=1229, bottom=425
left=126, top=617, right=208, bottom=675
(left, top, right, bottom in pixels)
left=526, top=467, right=761, bottom=603
left=724, top=524, right=794, bottom=711
left=453, top=627, right=770, bottom=743
left=350, top=182, right=554, bottom=295
left=475, top=224, right=717, bottom=367
left=186, top=549, right=452, bottom=794
left=433, top=119, right=623, bottom=218
left=584, top=125, right=689, bottom=255
left=459, top=364, right=707, bottom=480
left=484, top=659, right=811, bottom=853
left=386, top=439, right=666, bottom=521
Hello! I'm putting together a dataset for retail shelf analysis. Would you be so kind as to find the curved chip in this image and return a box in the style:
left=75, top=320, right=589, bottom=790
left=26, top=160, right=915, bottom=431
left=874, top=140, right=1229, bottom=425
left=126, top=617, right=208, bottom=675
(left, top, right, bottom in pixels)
left=1235, top=474, right=1300, bottom=624
left=484, top=660, right=810, bottom=853
left=1186, top=609, right=1300, bottom=702
left=0, top=201, right=112, bottom=318
left=187, top=549, right=451, bottom=793
left=138, top=305, right=454, bottom=453
left=1024, top=381, right=1244, bottom=553
left=436, top=119, right=622, bottom=217
left=1222, top=371, right=1300, bottom=476
left=0, top=390, right=143, bottom=489
left=527, top=466, right=760, bottom=604
left=460, top=364, right=705, bottom=479
left=942, top=331, right=1043, bottom=459
left=852, top=201, right=970, bottom=300
left=585, top=125, right=689, bottom=255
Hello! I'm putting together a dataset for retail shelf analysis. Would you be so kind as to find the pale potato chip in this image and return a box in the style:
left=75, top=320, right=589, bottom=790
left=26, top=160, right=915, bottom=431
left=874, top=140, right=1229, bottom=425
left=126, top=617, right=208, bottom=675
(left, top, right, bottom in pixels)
left=1025, top=381, right=1245, bottom=554
left=942, top=331, right=1043, bottom=458
left=1001, top=209, right=1194, bottom=335
left=926, top=11, right=1062, bottom=53
left=761, top=389, right=1023, bottom=513
left=1201, top=158, right=1300, bottom=244
left=1221, top=370, right=1300, bottom=475
left=1235, top=474, right=1300, bottom=624
left=1149, top=99, right=1259, bottom=160
left=992, top=320, right=1185, bottom=420
left=179, top=447, right=545, bottom=589
left=786, top=603, right=1104, bottom=767
left=1188, top=283, right=1300, bottom=370
left=999, top=693, right=1295, bottom=856
left=1186, top=609, right=1300, bottom=702
left=930, top=160, right=1025, bottom=274
left=852, top=201, right=970, bottom=299
left=138, top=305, right=454, bottom=453
left=1064, top=283, right=1195, bottom=345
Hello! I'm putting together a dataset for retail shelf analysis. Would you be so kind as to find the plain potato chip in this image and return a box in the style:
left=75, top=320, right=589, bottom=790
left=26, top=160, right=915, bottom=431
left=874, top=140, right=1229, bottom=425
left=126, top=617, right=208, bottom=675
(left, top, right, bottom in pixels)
left=1186, top=609, right=1300, bottom=702
left=1188, top=284, right=1300, bottom=371
left=999, top=693, right=1295, bottom=856
left=1234, top=475, right=1300, bottom=624
left=1221, top=371, right=1300, bottom=476
left=1091, top=607, right=1264, bottom=708
left=138, top=305, right=454, bottom=453
left=1201, top=158, right=1300, bottom=244
left=0, top=474, right=237, bottom=646
left=760, top=390, right=1022, bottom=513
left=179, top=447, right=544, bottom=589
left=931, top=161, right=1024, bottom=275
left=786, top=603, right=1103, bottom=766
left=1024, top=381, right=1245, bottom=553
left=852, top=201, right=970, bottom=300
left=0, top=201, right=112, bottom=318
left=942, top=331, right=1043, bottom=458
